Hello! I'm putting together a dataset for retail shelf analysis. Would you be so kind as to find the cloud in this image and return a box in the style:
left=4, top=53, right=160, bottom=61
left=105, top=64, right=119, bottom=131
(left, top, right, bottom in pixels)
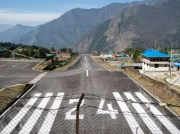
left=0, top=9, right=62, bottom=25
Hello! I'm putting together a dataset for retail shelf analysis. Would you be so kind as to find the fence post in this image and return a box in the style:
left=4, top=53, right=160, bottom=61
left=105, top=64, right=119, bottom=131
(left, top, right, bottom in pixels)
left=76, top=93, right=85, bottom=134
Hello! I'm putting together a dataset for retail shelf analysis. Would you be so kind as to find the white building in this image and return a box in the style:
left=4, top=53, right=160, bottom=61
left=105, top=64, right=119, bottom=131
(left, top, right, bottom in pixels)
left=141, top=50, right=170, bottom=72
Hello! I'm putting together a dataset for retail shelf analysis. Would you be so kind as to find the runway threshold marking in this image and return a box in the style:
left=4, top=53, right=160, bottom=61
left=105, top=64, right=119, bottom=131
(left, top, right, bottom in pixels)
left=124, top=92, right=163, bottom=134
left=19, top=93, right=53, bottom=134
left=1, top=93, right=41, bottom=134
left=113, top=92, right=144, bottom=134
left=136, top=92, right=180, bottom=134
left=39, top=93, right=64, bottom=133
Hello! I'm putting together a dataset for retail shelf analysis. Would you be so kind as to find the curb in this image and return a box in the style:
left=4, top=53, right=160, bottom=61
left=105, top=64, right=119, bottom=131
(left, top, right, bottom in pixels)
left=0, top=84, right=35, bottom=118
left=63, top=55, right=82, bottom=71
left=32, top=60, right=45, bottom=72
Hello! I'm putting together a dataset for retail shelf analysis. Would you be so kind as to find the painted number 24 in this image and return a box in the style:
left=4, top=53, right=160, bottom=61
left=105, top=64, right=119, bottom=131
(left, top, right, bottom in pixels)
left=65, top=99, right=118, bottom=120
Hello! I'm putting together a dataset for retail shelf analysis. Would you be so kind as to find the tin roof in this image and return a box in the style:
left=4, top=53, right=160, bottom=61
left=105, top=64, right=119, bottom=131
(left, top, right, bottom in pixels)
left=142, top=50, right=170, bottom=58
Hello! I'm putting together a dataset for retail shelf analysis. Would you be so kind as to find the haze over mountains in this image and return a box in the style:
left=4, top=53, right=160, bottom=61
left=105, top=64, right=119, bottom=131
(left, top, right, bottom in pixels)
left=0, top=24, right=14, bottom=33
left=1, top=0, right=178, bottom=53
left=0, top=24, right=37, bottom=43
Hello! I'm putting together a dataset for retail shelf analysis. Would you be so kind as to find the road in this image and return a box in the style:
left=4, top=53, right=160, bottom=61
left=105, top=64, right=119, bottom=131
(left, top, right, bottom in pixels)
left=0, top=55, right=180, bottom=134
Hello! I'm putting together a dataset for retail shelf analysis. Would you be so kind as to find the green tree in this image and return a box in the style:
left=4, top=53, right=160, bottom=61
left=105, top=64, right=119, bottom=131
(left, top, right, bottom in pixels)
left=67, top=48, right=73, bottom=56
left=5, top=50, right=10, bottom=58
left=60, top=48, right=67, bottom=53
left=132, top=49, right=144, bottom=62
left=37, top=48, right=46, bottom=58
left=50, top=47, right=55, bottom=51
left=28, top=47, right=34, bottom=57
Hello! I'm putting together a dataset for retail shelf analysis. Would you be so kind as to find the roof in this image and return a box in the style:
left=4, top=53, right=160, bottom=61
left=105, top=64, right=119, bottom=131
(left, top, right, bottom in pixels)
left=46, top=54, right=54, bottom=57
left=119, top=63, right=142, bottom=67
left=0, top=48, right=5, bottom=52
left=50, top=51, right=58, bottom=54
left=142, top=50, right=170, bottom=58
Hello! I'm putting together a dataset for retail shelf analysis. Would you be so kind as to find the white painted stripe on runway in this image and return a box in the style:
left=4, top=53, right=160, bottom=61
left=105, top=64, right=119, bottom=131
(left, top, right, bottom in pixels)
left=38, top=93, right=64, bottom=134
left=19, top=93, right=53, bottom=134
left=29, top=72, right=47, bottom=84
left=86, top=70, right=89, bottom=76
left=124, top=92, right=163, bottom=134
left=1, top=93, right=41, bottom=134
left=135, top=92, right=180, bottom=134
left=13, top=65, right=15, bottom=67
left=113, top=92, right=144, bottom=134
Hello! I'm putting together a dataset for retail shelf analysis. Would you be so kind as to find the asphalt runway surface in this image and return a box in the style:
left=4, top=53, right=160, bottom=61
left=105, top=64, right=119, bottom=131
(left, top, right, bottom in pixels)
left=0, top=55, right=180, bottom=134
left=0, top=61, right=40, bottom=89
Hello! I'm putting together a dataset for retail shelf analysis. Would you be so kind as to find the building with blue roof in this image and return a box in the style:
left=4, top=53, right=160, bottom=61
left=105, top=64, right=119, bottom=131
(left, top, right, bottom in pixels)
left=141, top=50, right=170, bottom=72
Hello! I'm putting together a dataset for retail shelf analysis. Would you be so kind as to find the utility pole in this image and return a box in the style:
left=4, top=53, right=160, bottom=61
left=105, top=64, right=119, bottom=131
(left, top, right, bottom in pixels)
left=76, top=93, right=85, bottom=134
left=170, top=42, right=173, bottom=78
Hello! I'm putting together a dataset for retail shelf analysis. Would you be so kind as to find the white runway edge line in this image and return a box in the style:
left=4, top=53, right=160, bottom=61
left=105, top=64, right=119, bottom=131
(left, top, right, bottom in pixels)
left=1, top=93, right=41, bottom=134
left=124, top=92, right=163, bottom=134
left=19, top=93, right=53, bottom=134
left=113, top=92, right=144, bottom=134
left=29, top=72, right=48, bottom=84
left=135, top=92, right=180, bottom=134
left=38, top=93, right=64, bottom=134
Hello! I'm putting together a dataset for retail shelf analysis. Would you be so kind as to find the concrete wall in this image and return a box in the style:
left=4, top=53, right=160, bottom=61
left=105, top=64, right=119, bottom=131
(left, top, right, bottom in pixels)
left=142, top=62, right=169, bottom=71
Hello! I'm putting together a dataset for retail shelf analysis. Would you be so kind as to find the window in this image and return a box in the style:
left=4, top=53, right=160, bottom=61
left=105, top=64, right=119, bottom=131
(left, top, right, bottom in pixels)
left=155, top=64, right=159, bottom=68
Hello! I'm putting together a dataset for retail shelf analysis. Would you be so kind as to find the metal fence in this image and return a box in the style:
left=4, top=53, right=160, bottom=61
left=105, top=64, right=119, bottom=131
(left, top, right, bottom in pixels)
left=0, top=93, right=180, bottom=134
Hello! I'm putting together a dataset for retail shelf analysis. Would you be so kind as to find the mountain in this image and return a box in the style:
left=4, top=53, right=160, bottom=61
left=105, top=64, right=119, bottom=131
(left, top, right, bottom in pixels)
left=0, top=24, right=37, bottom=42
left=0, top=24, right=14, bottom=33
left=17, top=1, right=149, bottom=49
left=74, top=0, right=180, bottom=53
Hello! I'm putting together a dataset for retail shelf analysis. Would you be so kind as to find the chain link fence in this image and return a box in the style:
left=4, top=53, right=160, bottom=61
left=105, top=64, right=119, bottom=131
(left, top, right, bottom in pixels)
left=0, top=93, right=180, bottom=134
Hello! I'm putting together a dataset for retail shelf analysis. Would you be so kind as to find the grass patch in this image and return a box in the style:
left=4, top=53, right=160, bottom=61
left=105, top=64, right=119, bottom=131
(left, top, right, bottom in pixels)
left=0, top=84, right=29, bottom=112
left=54, top=56, right=81, bottom=71
left=91, top=56, right=123, bottom=71
left=33, top=61, right=51, bottom=71
left=34, top=56, right=81, bottom=71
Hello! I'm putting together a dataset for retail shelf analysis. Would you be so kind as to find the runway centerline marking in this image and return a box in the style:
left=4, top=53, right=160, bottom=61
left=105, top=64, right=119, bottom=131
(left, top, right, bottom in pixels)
left=86, top=70, right=89, bottom=76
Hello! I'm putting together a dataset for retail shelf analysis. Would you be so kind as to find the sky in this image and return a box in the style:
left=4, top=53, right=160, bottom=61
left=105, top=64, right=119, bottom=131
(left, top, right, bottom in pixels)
left=0, top=0, right=142, bottom=26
